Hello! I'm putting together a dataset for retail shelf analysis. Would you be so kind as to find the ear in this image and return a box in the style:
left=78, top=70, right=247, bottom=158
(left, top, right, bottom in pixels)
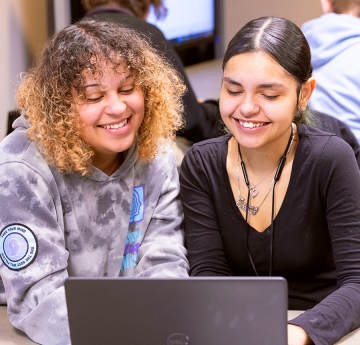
left=299, top=78, right=316, bottom=111
left=320, top=0, right=333, bottom=13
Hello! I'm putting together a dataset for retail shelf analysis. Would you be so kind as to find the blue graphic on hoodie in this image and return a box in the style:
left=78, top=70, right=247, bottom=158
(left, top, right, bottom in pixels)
left=121, top=186, right=145, bottom=271
left=129, top=186, right=145, bottom=223
left=120, top=229, right=142, bottom=271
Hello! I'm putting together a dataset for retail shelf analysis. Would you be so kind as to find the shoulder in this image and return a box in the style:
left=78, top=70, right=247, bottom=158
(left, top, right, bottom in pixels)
left=300, top=123, right=348, bottom=144
left=0, top=129, right=56, bottom=183
left=186, top=135, right=229, bottom=160
left=133, top=147, right=180, bottom=204
left=126, top=17, right=166, bottom=40
left=298, top=124, right=357, bottom=167
left=89, top=12, right=167, bottom=43
left=180, top=135, right=229, bottom=179
left=153, top=146, right=177, bottom=169
left=302, top=13, right=333, bottom=30
left=135, top=145, right=178, bottom=179
left=313, top=110, right=360, bottom=164
left=0, top=129, right=41, bottom=166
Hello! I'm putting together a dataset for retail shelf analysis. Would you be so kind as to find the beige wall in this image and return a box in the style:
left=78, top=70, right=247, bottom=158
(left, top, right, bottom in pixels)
left=0, top=0, right=48, bottom=140
left=219, top=0, right=323, bottom=55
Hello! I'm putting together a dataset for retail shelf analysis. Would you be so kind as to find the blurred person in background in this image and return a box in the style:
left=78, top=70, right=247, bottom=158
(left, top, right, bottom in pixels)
left=302, top=0, right=360, bottom=143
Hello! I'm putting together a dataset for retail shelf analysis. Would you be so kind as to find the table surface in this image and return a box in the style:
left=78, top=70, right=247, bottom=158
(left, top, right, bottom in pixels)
left=1, top=306, right=360, bottom=344
left=0, top=306, right=36, bottom=344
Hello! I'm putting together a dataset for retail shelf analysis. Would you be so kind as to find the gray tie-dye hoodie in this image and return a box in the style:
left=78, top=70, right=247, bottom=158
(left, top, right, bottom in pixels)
left=0, top=115, right=189, bottom=344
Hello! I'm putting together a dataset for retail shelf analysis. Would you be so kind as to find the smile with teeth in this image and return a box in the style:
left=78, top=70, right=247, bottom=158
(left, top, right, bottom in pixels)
left=100, top=118, right=128, bottom=129
left=238, top=120, right=266, bottom=129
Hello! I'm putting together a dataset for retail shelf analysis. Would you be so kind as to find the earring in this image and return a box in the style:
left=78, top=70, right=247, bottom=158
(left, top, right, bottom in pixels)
left=299, top=102, right=307, bottom=112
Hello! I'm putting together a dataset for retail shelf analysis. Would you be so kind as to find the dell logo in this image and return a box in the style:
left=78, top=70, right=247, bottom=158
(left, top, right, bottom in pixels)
left=167, top=333, right=190, bottom=345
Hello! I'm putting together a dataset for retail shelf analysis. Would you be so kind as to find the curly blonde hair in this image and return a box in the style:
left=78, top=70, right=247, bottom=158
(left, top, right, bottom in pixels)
left=16, top=19, right=185, bottom=176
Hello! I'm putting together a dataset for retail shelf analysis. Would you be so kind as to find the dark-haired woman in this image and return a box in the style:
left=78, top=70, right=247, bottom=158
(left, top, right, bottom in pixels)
left=180, top=16, right=360, bottom=345
left=0, top=19, right=189, bottom=345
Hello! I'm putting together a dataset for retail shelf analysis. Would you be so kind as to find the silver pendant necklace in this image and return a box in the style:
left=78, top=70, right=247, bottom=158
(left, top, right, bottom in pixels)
left=235, top=123, right=296, bottom=215
left=248, top=165, right=277, bottom=198
left=236, top=148, right=275, bottom=215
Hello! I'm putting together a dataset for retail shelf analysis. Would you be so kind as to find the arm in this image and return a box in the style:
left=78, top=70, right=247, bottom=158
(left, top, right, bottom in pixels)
left=133, top=150, right=189, bottom=277
left=179, top=145, right=233, bottom=276
left=0, top=162, right=70, bottom=345
left=289, top=136, right=360, bottom=345
left=288, top=325, right=313, bottom=345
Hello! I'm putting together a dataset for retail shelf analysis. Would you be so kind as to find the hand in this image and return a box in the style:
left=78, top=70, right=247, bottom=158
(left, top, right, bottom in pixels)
left=288, top=324, right=313, bottom=345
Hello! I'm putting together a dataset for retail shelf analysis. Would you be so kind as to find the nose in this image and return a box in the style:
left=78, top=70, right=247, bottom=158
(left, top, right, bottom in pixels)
left=104, top=93, right=127, bottom=116
left=239, top=95, right=259, bottom=117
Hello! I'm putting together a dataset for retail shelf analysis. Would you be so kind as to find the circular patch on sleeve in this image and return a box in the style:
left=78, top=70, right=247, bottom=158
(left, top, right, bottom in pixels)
left=0, top=224, right=38, bottom=271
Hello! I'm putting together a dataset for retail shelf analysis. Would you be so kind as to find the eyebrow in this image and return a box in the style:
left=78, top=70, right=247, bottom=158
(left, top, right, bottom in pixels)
left=84, top=84, right=100, bottom=89
left=222, top=77, right=286, bottom=89
left=83, top=74, right=133, bottom=89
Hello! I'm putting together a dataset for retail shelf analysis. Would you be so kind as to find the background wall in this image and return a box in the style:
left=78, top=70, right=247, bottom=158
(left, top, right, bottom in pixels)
left=0, top=0, right=48, bottom=140
left=0, top=0, right=70, bottom=140
left=0, top=0, right=323, bottom=140
left=218, top=0, right=323, bottom=55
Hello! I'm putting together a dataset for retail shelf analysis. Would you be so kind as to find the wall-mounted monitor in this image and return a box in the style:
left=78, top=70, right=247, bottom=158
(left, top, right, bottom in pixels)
left=69, top=0, right=217, bottom=66
left=147, top=0, right=215, bottom=48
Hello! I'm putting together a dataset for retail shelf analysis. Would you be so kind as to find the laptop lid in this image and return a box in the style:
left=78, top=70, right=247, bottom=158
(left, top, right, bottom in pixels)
left=65, top=277, right=288, bottom=345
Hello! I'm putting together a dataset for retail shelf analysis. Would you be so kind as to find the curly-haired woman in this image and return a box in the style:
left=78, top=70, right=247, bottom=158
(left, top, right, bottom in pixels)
left=0, top=19, right=189, bottom=344
left=80, top=0, right=221, bottom=146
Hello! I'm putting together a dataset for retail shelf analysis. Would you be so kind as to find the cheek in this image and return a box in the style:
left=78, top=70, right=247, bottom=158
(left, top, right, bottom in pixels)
left=78, top=104, right=103, bottom=127
left=219, top=94, right=237, bottom=120
left=277, top=97, right=299, bottom=119
left=132, top=92, right=145, bottom=114
left=138, top=100, right=145, bottom=116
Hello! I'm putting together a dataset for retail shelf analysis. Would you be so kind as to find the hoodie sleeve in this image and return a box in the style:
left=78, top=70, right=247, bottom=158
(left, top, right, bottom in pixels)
left=0, top=161, right=71, bottom=345
left=132, top=149, right=189, bottom=278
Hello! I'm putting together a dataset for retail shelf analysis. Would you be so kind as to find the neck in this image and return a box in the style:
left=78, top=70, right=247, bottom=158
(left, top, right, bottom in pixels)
left=106, top=1, right=121, bottom=8
left=341, top=9, right=360, bottom=18
left=236, top=124, right=295, bottom=172
left=92, top=151, right=125, bottom=176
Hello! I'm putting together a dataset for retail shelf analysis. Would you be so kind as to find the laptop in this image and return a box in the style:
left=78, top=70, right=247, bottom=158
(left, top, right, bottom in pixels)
left=65, top=277, right=288, bottom=345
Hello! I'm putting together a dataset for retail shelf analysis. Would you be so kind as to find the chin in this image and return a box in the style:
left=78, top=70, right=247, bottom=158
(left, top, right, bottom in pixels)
left=233, top=134, right=256, bottom=146
left=115, top=139, right=136, bottom=154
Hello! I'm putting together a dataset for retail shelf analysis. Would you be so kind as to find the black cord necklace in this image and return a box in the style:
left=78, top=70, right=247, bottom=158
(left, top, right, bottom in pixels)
left=237, top=123, right=295, bottom=276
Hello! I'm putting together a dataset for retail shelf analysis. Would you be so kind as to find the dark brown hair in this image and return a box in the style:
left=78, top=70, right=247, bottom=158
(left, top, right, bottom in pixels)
left=81, top=0, right=167, bottom=19
left=223, top=16, right=314, bottom=125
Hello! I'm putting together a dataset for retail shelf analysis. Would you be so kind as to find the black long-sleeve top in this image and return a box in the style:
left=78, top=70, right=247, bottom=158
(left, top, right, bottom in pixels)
left=180, top=125, right=360, bottom=345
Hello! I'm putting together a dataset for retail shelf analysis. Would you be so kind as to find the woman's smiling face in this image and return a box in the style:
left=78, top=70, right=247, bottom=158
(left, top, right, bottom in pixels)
left=220, top=51, right=299, bottom=150
left=73, top=64, right=145, bottom=169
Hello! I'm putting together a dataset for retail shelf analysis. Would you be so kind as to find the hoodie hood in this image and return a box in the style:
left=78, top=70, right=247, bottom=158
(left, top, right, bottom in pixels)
left=302, top=13, right=360, bottom=69
left=12, top=112, right=31, bottom=130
